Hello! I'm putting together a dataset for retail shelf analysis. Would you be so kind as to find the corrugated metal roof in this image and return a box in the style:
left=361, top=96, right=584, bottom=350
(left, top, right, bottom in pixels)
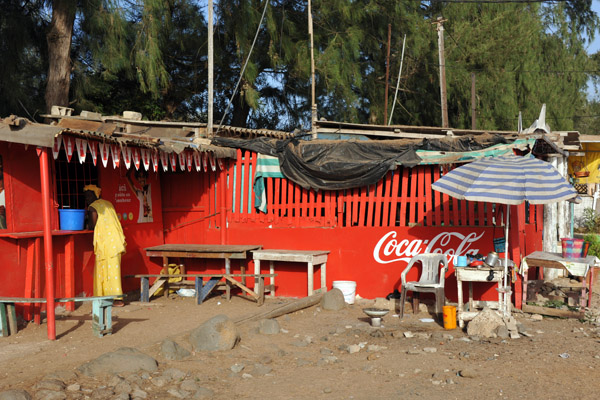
left=0, top=115, right=238, bottom=158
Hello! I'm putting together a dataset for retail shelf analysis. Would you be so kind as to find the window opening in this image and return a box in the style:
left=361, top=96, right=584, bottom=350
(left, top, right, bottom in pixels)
left=55, top=146, right=99, bottom=209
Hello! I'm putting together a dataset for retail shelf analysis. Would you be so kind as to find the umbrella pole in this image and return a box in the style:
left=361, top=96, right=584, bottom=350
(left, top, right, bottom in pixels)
left=503, top=205, right=510, bottom=317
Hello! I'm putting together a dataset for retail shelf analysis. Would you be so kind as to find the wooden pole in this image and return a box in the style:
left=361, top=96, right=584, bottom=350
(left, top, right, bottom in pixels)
left=308, top=0, right=317, bottom=139
left=543, top=156, right=560, bottom=281
left=388, top=34, right=406, bottom=126
left=433, top=17, right=448, bottom=128
left=384, top=24, right=391, bottom=125
left=37, top=147, right=56, bottom=340
left=234, top=292, right=323, bottom=325
left=471, top=73, right=476, bottom=130
left=206, top=0, right=214, bottom=138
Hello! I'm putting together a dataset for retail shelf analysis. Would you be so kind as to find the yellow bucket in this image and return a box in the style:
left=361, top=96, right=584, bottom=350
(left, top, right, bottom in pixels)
left=442, top=305, right=457, bottom=330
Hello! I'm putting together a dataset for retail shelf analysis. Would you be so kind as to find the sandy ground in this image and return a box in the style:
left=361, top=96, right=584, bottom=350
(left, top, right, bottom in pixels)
left=1, top=289, right=600, bottom=400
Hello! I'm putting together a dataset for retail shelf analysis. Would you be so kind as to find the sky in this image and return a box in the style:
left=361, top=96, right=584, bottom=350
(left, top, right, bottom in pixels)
left=586, top=1, right=600, bottom=99
left=590, top=1, right=600, bottom=54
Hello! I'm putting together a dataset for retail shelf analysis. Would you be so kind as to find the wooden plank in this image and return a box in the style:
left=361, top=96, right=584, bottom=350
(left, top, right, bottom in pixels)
left=56, top=296, right=120, bottom=302
left=366, top=184, right=375, bottom=227
left=442, top=188, right=450, bottom=227
left=266, top=176, right=274, bottom=223
left=273, top=177, right=281, bottom=223
left=7, top=304, right=17, bottom=336
left=486, top=202, right=494, bottom=228
left=233, top=150, right=243, bottom=222
left=460, top=199, right=468, bottom=227
left=522, top=304, right=584, bottom=318
left=424, top=166, right=433, bottom=226
left=242, top=150, right=251, bottom=219
left=358, top=185, right=368, bottom=227
left=281, top=178, right=290, bottom=225
left=316, top=189, right=323, bottom=223
left=399, top=168, right=409, bottom=226
left=374, top=177, right=384, bottom=227
left=468, top=200, right=475, bottom=226
left=433, top=167, right=442, bottom=226
left=234, top=292, right=324, bottom=325
left=0, top=297, right=48, bottom=303
left=64, top=235, right=75, bottom=311
left=389, top=170, right=400, bottom=227
left=324, top=190, right=333, bottom=226
left=148, top=277, right=167, bottom=298
left=23, top=238, right=35, bottom=321
left=352, top=187, right=360, bottom=227
left=33, top=238, right=41, bottom=325
left=477, top=202, right=485, bottom=227
left=294, top=182, right=301, bottom=227
left=410, top=167, right=420, bottom=225
left=302, top=188, right=309, bottom=222
left=0, top=304, right=8, bottom=337
left=224, top=276, right=259, bottom=300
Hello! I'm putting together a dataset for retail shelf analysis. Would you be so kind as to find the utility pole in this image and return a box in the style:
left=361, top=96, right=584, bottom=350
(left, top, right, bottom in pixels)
left=308, top=0, right=317, bottom=139
left=384, top=24, right=391, bottom=125
left=433, top=17, right=448, bottom=128
left=206, top=0, right=214, bottom=138
left=471, top=73, right=476, bottom=130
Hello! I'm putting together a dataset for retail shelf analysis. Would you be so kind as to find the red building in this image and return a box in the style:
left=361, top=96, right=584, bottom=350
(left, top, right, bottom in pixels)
left=1, top=113, right=574, bottom=338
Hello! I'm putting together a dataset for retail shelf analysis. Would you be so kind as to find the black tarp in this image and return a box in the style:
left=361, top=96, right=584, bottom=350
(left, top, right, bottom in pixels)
left=212, top=134, right=513, bottom=191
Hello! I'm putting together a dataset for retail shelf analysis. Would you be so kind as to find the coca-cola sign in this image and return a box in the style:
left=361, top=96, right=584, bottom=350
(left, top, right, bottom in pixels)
left=373, top=230, right=485, bottom=265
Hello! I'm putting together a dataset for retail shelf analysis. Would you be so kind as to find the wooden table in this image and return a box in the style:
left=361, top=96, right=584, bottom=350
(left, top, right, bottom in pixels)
left=523, top=251, right=597, bottom=309
left=455, top=266, right=505, bottom=328
left=145, top=244, right=262, bottom=299
left=252, top=249, right=329, bottom=296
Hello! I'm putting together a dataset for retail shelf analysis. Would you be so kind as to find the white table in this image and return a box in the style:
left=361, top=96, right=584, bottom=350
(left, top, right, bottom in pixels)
left=455, top=266, right=505, bottom=328
left=252, top=250, right=329, bottom=296
left=523, top=251, right=597, bottom=308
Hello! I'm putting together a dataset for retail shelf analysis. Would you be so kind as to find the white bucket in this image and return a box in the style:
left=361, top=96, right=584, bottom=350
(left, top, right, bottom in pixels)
left=332, top=281, right=357, bottom=304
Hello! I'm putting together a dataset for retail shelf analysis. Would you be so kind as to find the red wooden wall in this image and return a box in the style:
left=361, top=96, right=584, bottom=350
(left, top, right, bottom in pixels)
left=161, top=149, right=544, bottom=304
left=0, top=143, right=544, bottom=317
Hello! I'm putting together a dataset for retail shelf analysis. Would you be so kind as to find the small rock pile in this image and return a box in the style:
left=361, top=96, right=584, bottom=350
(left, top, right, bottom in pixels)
left=466, top=308, right=532, bottom=339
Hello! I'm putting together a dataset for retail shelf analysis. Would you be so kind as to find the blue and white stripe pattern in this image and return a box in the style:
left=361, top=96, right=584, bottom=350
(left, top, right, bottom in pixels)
left=431, top=155, right=577, bottom=205
left=254, top=154, right=284, bottom=213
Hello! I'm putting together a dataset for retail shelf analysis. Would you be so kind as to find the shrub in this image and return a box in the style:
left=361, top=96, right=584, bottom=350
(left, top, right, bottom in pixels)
left=583, top=234, right=600, bottom=258
left=581, top=208, right=600, bottom=233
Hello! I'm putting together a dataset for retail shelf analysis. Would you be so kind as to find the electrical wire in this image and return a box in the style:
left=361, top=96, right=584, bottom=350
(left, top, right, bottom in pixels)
left=215, top=0, right=270, bottom=134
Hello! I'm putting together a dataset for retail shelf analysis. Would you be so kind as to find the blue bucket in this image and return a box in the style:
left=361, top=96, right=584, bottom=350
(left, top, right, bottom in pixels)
left=58, top=209, right=86, bottom=231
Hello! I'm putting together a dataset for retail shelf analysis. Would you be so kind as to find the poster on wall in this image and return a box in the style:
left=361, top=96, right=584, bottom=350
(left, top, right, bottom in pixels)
left=101, top=166, right=155, bottom=225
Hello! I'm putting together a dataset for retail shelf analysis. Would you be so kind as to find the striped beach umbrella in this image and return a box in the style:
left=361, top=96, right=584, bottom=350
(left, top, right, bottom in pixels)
left=431, top=154, right=577, bottom=205
left=432, top=154, right=577, bottom=317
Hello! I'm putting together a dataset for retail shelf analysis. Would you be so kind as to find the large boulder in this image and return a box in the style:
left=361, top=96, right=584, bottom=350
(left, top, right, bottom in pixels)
left=466, top=308, right=504, bottom=338
left=77, top=347, right=158, bottom=377
left=189, top=314, right=239, bottom=351
left=321, top=288, right=345, bottom=311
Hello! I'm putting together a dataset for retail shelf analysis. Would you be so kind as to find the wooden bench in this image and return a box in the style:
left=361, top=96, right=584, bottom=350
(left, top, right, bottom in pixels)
left=130, top=273, right=276, bottom=306
left=0, top=296, right=121, bottom=338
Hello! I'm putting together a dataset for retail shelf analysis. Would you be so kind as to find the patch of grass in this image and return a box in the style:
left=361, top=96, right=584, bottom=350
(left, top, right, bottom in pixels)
left=543, top=299, right=566, bottom=309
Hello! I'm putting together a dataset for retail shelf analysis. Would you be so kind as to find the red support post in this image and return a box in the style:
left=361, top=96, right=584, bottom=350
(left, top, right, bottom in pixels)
left=37, top=147, right=56, bottom=340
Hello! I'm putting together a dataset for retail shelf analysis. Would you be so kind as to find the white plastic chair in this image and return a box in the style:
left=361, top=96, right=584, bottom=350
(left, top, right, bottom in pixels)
left=399, top=253, right=448, bottom=318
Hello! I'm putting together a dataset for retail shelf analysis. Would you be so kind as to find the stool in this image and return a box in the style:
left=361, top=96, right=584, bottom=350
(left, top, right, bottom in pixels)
left=91, top=298, right=114, bottom=337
